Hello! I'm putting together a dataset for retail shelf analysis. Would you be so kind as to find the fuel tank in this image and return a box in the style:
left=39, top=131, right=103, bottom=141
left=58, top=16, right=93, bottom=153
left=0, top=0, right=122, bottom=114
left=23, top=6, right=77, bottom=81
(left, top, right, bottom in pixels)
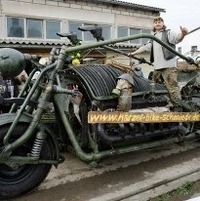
left=0, top=48, right=25, bottom=79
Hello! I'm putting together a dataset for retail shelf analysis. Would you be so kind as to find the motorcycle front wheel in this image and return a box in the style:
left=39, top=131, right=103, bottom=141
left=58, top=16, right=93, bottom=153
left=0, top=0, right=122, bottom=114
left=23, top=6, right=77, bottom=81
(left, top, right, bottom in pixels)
left=0, top=123, right=53, bottom=200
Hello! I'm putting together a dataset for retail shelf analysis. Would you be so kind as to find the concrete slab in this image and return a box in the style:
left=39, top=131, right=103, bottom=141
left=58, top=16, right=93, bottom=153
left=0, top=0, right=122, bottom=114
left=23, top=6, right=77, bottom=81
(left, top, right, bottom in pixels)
left=15, top=143, right=200, bottom=201
left=89, top=157, right=200, bottom=201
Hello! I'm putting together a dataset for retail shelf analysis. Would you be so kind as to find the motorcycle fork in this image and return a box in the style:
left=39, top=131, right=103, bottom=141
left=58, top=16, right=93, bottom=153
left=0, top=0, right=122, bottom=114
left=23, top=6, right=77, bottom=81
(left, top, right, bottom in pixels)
left=0, top=63, right=57, bottom=159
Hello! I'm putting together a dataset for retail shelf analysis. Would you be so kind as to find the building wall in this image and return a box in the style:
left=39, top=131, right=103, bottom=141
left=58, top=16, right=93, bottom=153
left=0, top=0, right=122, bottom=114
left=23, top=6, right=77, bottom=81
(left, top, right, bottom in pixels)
left=0, top=0, right=156, bottom=38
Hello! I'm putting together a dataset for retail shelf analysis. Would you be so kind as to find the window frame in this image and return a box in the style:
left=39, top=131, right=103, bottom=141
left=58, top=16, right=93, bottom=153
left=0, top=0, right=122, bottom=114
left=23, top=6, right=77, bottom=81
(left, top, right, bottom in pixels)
left=46, top=20, right=61, bottom=40
left=6, top=16, right=61, bottom=40
left=7, top=17, right=25, bottom=38
left=117, top=26, right=151, bottom=45
left=26, top=18, right=43, bottom=39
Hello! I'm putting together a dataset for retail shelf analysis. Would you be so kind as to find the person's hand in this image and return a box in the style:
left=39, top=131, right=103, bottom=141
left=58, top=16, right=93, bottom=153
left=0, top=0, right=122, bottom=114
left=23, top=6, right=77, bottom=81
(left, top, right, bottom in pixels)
left=180, top=26, right=188, bottom=36
left=128, top=52, right=137, bottom=57
left=128, top=52, right=133, bottom=57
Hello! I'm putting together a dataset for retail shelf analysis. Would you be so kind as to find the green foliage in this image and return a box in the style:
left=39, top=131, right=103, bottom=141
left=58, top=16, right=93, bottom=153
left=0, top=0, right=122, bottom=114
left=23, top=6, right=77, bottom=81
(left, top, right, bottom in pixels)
left=175, top=181, right=194, bottom=195
left=149, top=192, right=170, bottom=201
left=149, top=181, right=195, bottom=201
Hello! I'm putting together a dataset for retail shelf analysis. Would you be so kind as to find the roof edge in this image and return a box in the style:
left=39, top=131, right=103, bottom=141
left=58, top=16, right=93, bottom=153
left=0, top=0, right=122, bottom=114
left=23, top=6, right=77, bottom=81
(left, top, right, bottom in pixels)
left=89, top=0, right=166, bottom=12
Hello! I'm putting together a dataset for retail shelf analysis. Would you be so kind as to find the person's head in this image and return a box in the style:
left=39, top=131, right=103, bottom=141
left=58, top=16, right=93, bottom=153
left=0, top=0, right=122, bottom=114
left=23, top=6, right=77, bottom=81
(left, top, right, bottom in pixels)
left=152, top=16, right=166, bottom=32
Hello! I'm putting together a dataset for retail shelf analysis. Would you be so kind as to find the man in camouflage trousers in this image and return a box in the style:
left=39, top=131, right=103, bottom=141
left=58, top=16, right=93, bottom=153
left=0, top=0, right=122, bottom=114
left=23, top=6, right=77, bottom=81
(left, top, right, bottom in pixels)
left=129, top=16, right=188, bottom=109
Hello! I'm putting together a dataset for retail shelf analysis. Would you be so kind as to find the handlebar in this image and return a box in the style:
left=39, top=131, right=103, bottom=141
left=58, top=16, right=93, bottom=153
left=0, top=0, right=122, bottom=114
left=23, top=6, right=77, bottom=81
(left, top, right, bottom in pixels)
left=62, top=33, right=198, bottom=67
left=104, top=45, right=153, bottom=66
left=78, top=25, right=153, bottom=65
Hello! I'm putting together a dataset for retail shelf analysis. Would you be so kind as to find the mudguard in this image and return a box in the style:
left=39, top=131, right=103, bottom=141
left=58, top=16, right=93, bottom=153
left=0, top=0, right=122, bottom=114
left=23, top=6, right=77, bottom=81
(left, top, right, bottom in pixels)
left=0, top=113, right=61, bottom=162
left=0, top=113, right=31, bottom=125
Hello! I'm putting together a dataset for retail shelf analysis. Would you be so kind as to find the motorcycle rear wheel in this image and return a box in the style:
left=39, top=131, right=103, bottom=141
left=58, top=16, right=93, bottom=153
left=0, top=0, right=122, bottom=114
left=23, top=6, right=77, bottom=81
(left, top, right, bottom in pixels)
left=0, top=123, right=53, bottom=200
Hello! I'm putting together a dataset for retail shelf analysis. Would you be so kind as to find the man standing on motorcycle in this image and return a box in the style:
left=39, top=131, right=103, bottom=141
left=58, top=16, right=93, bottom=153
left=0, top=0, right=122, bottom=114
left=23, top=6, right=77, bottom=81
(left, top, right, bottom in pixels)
left=128, top=16, right=188, bottom=110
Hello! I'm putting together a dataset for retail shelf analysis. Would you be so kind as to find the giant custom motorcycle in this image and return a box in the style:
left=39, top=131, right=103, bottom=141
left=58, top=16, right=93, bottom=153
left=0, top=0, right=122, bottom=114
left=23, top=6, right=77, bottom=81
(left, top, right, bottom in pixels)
left=0, top=28, right=199, bottom=199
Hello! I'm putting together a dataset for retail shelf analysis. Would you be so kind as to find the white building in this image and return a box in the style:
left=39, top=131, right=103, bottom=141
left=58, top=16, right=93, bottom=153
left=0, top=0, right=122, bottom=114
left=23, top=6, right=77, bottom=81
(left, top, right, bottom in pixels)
left=0, top=0, right=165, bottom=76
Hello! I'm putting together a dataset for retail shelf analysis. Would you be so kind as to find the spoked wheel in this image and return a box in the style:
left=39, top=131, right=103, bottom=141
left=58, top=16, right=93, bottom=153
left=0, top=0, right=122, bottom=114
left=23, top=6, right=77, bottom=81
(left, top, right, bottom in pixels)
left=0, top=124, right=53, bottom=200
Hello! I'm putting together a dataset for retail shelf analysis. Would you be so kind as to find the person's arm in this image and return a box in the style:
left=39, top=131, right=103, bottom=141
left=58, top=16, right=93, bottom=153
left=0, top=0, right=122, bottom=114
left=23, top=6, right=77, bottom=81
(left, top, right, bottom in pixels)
left=168, top=27, right=188, bottom=44
left=128, top=42, right=151, bottom=56
left=129, top=47, right=144, bottom=56
left=178, top=26, right=188, bottom=42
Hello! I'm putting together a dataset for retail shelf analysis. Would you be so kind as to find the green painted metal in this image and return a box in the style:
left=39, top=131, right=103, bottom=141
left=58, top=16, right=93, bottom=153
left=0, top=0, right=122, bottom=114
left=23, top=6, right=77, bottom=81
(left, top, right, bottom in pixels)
left=0, top=48, right=25, bottom=79
left=0, top=113, right=31, bottom=126
left=3, top=63, right=56, bottom=146
left=63, top=33, right=197, bottom=66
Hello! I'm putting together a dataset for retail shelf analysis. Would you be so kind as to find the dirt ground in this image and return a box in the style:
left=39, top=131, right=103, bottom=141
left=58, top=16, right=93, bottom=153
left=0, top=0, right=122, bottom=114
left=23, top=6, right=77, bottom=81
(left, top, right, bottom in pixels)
left=150, top=180, right=200, bottom=201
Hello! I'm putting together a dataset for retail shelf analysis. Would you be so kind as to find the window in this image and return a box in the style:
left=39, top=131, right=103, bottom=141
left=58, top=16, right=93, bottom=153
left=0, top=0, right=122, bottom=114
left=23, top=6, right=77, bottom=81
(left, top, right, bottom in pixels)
left=130, top=28, right=140, bottom=44
left=117, top=26, right=151, bottom=45
left=118, top=26, right=128, bottom=37
left=7, top=17, right=24, bottom=38
left=68, top=21, right=82, bottom=41
left=7, top=17, right=61, bottom=40
left=117, top=26, right=128, bottom=43
left=141, top=29, right=151, bottom=44
left=27, top=19, right=43, bottom=38
left=101, top=24, right=111, bottom=40
left=83, top=24, right=96, bottom=41
left=46, top=21, right=60, bottom=39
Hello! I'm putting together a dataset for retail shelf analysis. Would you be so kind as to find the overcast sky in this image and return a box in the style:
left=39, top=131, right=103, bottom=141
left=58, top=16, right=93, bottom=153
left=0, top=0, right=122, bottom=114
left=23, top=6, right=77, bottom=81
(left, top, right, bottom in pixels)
left=121, top=0, right=200, bottom=53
